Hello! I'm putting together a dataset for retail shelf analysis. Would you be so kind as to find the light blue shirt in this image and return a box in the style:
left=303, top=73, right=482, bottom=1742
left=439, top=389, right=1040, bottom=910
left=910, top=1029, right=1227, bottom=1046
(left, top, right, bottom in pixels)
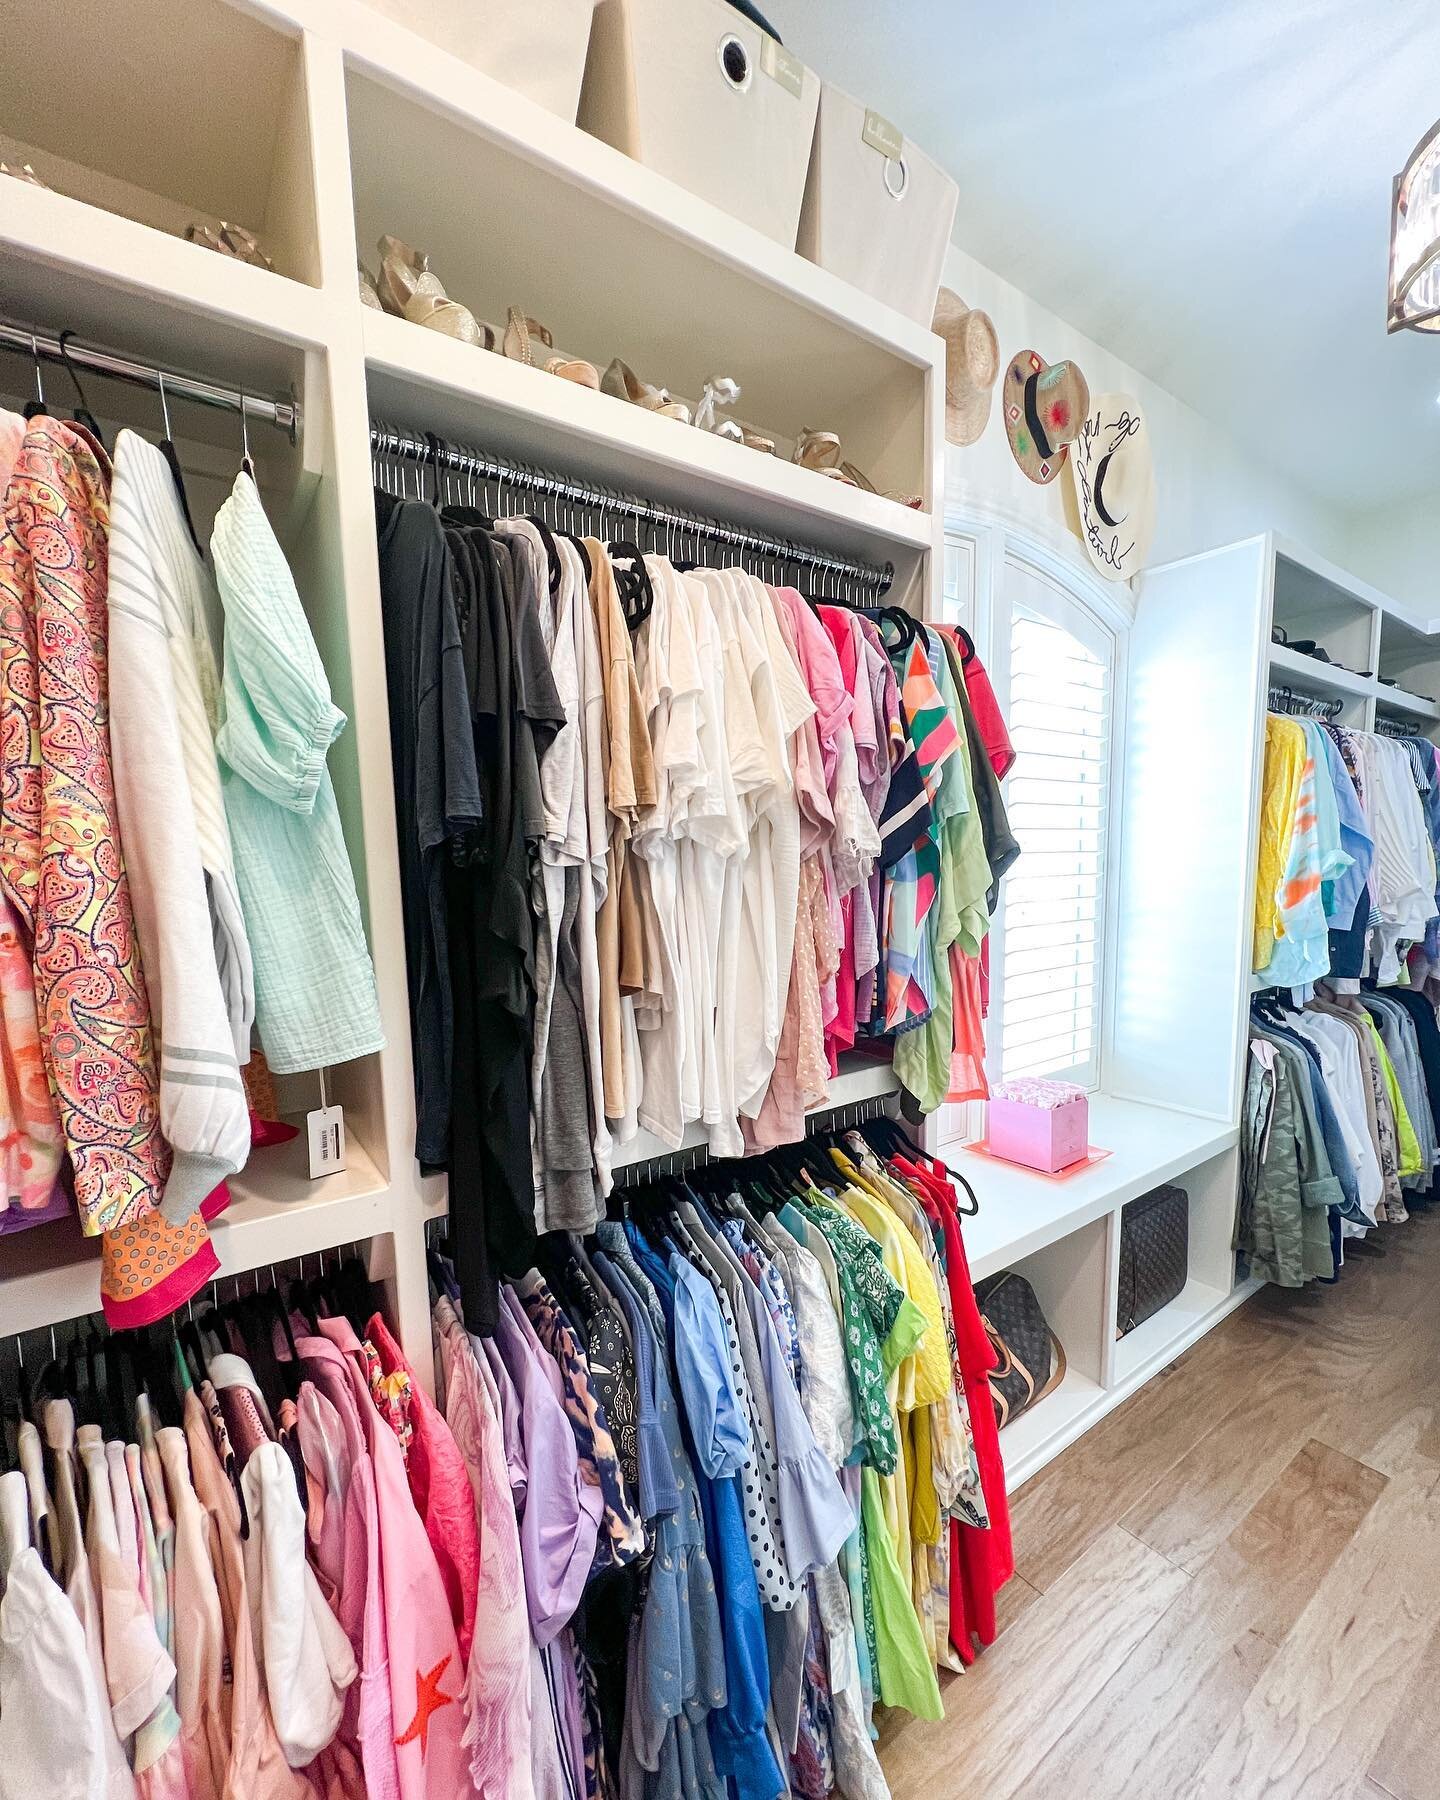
left=669, top=1253, right=751, bottom=1479
left=210, top=473, right=384, bottom=1073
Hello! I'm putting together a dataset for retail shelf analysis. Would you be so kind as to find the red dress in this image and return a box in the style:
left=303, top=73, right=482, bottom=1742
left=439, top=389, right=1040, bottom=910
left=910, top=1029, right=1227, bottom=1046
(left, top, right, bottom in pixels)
left=894, top=1152, right=1013, bottom=1659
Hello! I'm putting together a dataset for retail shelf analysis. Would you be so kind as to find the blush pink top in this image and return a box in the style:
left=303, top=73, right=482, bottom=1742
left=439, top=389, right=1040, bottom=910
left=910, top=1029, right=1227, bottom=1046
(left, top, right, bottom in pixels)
left=316, top=1318, right=464, bottom=1800
left=294, top=1336, right=399, bottom=1800
left=365, top=1315, right=479, bottom=1668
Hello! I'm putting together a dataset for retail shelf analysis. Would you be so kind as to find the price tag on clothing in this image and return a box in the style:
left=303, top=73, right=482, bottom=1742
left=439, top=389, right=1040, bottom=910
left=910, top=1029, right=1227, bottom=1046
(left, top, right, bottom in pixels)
left=308, top=1106, right=347, bottom=1178
left=307, top=1068, right=347, bottom=1178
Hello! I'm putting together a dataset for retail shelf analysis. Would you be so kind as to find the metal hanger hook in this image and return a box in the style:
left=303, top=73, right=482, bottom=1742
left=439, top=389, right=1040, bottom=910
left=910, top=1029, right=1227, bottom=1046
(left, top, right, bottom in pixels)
left=157, top=369, right=173, bottom=441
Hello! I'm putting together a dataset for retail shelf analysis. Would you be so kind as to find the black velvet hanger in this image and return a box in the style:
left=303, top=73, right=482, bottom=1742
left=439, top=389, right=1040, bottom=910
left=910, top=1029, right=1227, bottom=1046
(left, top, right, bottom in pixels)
left=1251, top=989, right=1290, bottom=1028
left=609, top=541, right=655, bottom=631
left=56, top=332, right=106, bottom=447
left=155, top=374, right=203, bottom=553
left=523, top=513, right=564, bottom=598
left=559, top=531, right=593, bottom=585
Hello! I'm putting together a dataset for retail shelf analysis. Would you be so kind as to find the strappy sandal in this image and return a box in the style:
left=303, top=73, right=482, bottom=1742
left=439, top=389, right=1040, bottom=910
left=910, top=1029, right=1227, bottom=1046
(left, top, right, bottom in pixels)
left=219, top=223, right=274, bottom=271
left=792, top=428, right=857, bottom=484
left=377, top=236, right=495, bottom=348
left=1, top=162, right=47, bottom=188
left=602, top=358, right=691, bottom=423
left=504, top=309, right=599, bottom=388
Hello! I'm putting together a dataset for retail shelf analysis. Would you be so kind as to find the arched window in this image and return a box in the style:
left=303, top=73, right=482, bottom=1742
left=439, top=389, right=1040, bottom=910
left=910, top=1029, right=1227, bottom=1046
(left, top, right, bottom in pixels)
left=945, top=524, right=1125, bottom=1093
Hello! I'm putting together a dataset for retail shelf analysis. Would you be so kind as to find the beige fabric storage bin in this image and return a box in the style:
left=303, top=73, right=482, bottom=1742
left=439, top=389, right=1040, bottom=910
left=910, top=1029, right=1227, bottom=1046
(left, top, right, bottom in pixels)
left=579, top=0, right=820, bottom=247
left=360, top=0, right=598, bottom=121
left=798, top=83, right=958, bottom=325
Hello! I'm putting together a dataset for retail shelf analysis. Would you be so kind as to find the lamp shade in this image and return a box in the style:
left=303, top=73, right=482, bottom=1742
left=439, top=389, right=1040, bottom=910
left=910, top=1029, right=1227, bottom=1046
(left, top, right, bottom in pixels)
left=1389, top=118, right=1440, bottom=333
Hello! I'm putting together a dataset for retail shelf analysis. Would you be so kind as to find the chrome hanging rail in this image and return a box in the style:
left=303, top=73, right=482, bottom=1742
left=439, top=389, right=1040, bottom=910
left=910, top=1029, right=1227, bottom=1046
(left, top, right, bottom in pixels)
left=1266, top=683, right=1343, bottom=721
left=0, top=318, right=300, bottom=442
left=369, top=418, right=895, bottom=596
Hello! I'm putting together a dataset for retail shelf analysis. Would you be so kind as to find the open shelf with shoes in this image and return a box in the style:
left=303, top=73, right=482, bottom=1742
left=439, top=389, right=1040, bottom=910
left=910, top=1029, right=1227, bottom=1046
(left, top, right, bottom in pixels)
left=0, top=0, right=322, bottom=289
left=342, top=57, right=937, bottom=518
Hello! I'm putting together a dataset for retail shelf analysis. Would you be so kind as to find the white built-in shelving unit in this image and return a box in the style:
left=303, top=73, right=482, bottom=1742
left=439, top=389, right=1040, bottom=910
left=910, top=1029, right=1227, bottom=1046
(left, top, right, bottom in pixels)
left=934, top=526, right=1439, bottom=1491
left=4, top=0, right=1436, bottom=1500
left=0, top=0, right=945, bottom=1373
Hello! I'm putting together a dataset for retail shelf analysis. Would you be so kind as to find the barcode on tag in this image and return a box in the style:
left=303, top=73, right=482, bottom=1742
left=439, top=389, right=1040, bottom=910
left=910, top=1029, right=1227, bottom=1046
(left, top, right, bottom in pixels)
left=307, top=1105, right=347, bottom=1179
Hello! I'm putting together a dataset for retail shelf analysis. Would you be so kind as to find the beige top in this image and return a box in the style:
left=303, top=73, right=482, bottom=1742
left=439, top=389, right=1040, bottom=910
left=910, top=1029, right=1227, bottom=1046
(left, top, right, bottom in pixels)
left=585, top=542, right=658, bottom=1123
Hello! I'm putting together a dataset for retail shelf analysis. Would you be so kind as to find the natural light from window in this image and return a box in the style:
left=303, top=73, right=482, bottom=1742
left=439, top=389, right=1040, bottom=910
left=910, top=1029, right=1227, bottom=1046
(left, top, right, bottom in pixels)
left=999, top=600, right=1112, bottom=1086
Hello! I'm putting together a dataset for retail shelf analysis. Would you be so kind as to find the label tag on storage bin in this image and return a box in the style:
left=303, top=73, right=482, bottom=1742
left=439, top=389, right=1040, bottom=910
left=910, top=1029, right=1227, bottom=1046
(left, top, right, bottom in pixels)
left=760, top=38, right=804, bottom=98
left=862, top=109, right=904, bottom=159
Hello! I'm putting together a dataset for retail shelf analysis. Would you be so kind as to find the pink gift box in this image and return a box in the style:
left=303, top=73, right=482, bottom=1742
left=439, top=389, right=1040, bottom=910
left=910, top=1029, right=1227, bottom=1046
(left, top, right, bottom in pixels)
left=985, top=1090, right=1089, bottom=1174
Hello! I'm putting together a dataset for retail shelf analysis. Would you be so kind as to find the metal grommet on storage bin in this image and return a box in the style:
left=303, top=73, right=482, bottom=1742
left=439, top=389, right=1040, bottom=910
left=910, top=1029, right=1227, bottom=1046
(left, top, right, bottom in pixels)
left=717, top=32, right=752, bottom=91
left=883, top=153, right=909, bottom=200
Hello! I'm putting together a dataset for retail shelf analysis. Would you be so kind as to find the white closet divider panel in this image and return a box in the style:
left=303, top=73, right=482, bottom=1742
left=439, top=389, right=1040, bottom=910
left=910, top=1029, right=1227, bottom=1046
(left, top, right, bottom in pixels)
left=1106, top=537, right=1271, bottom=1125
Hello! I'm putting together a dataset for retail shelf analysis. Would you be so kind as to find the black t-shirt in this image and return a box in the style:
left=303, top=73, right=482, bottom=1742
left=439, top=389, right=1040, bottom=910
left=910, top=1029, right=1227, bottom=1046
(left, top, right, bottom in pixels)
left=439, top=514, right=563, bottom=1329
left=373, top=492, right=482, bottom=1168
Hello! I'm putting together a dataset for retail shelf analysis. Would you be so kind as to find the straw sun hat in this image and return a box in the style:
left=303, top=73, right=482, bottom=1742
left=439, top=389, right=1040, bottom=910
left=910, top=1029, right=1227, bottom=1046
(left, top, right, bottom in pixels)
left=932, top=289, right=1000, bottom=446
left=1002, top=349, right=1090, bottom=483
left=1068, top=393, right=1157, bottom=581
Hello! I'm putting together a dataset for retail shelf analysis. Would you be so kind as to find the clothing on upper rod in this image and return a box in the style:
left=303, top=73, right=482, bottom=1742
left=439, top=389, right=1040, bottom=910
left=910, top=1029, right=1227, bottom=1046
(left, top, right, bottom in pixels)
left=371, top=434, right=1019, bottom=1338
left=1255, top=706, right=1440, bottom=993
left=0, top=368, right=381, bottom=1326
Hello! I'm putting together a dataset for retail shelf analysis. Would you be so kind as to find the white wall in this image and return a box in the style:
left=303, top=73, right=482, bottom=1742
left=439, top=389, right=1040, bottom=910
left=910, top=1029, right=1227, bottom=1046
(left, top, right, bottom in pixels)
left=1344, top=495, right=1439, bottom=624
left=939, top=242, right=1355, bottom=577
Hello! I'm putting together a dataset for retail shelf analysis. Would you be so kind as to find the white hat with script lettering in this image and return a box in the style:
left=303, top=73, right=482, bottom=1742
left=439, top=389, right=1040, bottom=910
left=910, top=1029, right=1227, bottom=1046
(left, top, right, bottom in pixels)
left=1068, top=394, right=1156, bottom=582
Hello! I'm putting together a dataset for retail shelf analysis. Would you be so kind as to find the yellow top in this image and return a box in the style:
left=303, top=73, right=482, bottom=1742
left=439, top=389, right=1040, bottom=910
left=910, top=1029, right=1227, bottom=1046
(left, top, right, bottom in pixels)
left=1253, top=714, right=1307, bottom=972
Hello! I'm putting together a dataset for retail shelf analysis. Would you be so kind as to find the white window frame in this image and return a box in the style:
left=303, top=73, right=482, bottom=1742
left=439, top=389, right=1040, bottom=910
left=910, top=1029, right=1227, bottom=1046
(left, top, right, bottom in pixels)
left=939, top=511, right=1130, bottom=1112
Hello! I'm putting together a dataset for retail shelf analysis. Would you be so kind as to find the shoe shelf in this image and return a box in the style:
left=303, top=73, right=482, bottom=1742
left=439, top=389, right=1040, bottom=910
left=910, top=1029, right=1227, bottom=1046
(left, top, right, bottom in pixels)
left=0, top=181, right=331, bottom=375
left=1267, top=641, right=1374, bottom=706
left=363, top=310, right=932, bottom=575
left=0, top=0, right=321, bottom=287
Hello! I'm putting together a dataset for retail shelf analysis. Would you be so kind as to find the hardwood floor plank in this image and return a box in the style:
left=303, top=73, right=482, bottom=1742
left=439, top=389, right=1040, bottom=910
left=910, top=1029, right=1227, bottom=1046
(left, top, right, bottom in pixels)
left=1008, top=1308, right=1296, bottom=1591
left=1013, top=1438, right=1384, bottom=1800
left=1366, top=1612, right=1440, bottom=1799
left=882, top=1525, right=1188, bottom=1800
left=879, top=1216, right=1440, bottom=1800
left=1181, top=1422, right=1440, bottom=1798
left=992, top=1570, right=1042, bottom=1639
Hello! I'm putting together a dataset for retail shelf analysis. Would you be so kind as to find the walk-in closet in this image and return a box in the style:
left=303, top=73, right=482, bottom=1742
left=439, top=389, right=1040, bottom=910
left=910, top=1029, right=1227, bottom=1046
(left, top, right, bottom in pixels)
left=0, top=0, right=1436, bottom=1795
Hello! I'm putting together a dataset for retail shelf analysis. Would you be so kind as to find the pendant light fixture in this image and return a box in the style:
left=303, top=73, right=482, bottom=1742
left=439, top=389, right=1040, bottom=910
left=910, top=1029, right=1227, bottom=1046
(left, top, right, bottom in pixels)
left=1389, top=119, right=1440, bottom=333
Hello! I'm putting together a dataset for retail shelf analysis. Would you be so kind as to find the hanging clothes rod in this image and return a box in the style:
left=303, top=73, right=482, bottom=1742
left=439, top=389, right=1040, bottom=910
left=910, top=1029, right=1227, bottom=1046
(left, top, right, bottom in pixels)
left=370, top=418, right=895, bottom=594
left=1267, top=684, right=1342, bottom=721
left=1375, top=710, right=1425, bottom=738
left=0, top=318, right=299, bottom=443
left=611, top=1086, right=895, bottom=1188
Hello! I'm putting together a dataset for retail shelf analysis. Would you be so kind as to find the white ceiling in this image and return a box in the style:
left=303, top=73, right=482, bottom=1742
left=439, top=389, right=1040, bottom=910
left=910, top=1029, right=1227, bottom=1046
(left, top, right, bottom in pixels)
left=785, top=0, right=1440, bottom=513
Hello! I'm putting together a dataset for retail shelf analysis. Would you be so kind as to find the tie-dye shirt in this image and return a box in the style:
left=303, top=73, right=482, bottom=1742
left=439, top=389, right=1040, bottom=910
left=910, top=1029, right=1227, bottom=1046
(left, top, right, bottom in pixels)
left=1255, top=717, right=1351, bottom=988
